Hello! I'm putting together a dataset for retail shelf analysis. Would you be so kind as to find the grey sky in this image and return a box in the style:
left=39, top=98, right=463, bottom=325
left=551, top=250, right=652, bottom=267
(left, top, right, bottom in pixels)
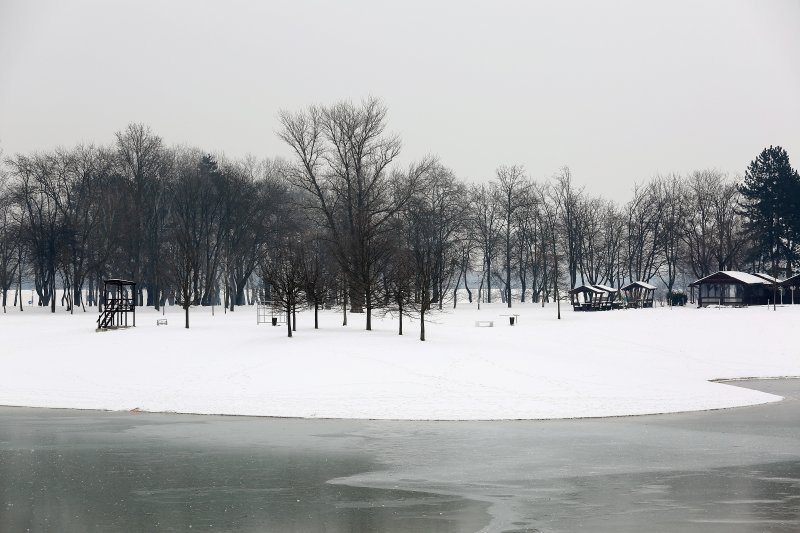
left=1, top=0, right=798, bottom=198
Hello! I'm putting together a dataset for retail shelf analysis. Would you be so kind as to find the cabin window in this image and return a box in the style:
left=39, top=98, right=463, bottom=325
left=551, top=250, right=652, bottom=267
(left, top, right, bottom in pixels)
left=701, top=283, right=742, bottom=300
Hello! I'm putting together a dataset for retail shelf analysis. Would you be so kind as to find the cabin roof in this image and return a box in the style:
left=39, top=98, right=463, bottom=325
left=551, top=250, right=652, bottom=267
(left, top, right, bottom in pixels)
left=621, top=281, right=656, bottom=291
left=752, top=272, right=782, bottom=283
left=689, top=271, right=770, bottom=286
left=782, top=273, right=800, bottom=287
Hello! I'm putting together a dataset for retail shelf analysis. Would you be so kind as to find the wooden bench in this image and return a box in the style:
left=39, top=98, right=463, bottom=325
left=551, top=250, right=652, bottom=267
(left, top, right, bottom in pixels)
left=156, top=318, right=168, bottom=326
left=475, top=320, right=494, bottom=327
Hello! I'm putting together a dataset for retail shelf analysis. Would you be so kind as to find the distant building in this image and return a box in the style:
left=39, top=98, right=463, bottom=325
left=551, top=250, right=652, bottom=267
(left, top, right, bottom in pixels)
left=688, top=271, right=778, bottom=307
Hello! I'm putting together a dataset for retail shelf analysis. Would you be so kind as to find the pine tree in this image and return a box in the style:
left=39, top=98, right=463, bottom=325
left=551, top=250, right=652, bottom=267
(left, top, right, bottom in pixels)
left=738, top=146, right=800, bottom=275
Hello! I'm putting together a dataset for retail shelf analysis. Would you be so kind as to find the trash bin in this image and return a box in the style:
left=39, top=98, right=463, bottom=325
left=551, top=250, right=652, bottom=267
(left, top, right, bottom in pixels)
left=509, top=316, right=515, bottom=326
left=271, top=317, right=278, bottom=326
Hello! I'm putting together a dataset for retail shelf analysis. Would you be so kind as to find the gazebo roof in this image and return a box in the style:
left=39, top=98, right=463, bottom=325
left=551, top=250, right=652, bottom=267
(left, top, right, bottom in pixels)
left=569, top=284, right=606, bottom=295
left=621, top=281, right=656, bottom=291
left=689, top=271, right=770, bottom=287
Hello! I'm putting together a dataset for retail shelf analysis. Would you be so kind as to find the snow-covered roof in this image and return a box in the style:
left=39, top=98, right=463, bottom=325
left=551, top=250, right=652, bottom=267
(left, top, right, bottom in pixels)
left=621, top=281, right=657, bottom=291
left=752, top=272, right=782, bottom=283
left=690, top=271, right=770, bottom=286
left=782, top=273, right=800, bottom=287
left=592, top=284, right=618, bottom=293
left=569, top=284, right=605, bottom=294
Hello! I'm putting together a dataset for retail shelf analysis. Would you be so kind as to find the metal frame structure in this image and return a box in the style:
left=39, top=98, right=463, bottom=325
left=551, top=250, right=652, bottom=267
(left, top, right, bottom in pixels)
left=97, top=279, right=136, bottom=329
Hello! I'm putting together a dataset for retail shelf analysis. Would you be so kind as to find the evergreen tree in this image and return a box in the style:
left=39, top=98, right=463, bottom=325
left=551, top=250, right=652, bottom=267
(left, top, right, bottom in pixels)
left=738, top=146, right=800, bottom=275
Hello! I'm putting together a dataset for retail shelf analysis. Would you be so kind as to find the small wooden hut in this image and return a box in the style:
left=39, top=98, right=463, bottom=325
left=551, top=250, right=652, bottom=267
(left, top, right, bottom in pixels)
left=621, top=281, right=656, bottom=308
left=97, top=279, right=136, bottom=329
left=569, top=285, right=610, bottom=311
left=688, top=271, right=773, bottom=307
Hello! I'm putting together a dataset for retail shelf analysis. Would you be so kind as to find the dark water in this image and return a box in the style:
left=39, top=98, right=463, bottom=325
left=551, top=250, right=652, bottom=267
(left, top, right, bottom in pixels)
left=1, top=379, right=799, bottom=532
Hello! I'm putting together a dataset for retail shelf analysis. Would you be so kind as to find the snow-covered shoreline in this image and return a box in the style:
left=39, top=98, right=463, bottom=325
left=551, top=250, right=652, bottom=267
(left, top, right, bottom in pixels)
left=0, top=303, right=796, bottom=420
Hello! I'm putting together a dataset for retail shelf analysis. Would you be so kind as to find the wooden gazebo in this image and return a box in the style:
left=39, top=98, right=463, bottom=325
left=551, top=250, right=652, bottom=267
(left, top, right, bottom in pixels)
left=621, top=281, right=656, bottom=308
left=569, top=285, right=610, bottom=311
left=97, top=279, right=136, bottom=330
left=688, top=271, right=772, bottom=308
left=593, top=284, right=622, bottom=308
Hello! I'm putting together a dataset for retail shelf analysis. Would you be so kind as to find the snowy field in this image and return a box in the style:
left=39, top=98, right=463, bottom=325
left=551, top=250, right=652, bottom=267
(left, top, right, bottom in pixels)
left=0, top=301, right=797, bottom=420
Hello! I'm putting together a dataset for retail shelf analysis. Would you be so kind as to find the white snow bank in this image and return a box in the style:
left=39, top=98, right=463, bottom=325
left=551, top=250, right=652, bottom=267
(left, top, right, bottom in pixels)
left=0, top=302, right=796, bottom=420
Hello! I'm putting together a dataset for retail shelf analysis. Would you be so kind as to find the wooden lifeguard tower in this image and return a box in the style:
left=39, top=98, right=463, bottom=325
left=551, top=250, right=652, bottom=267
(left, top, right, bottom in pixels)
left=97, top=279, right=136, bottom=330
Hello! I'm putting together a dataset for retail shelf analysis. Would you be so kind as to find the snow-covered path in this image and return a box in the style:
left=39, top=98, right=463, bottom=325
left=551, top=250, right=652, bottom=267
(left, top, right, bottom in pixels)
left=0, top=303, right=796, bottom=419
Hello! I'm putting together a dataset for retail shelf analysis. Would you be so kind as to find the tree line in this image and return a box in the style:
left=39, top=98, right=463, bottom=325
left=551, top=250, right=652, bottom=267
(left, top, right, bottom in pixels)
left=1, top=98, right=798, bottom=339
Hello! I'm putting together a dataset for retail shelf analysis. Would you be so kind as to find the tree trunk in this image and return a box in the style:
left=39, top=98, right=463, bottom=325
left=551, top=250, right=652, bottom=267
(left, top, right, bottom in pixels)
left=550, top=233, right=560, bottom=318
left=506, top=228, right=512, bottom=308
left=184, top=304, right=189, bottom=329
left=349, top=286, right=364, bottom=313
left=314, top=300, right=318, bottom=329
left=420, top=308, right=425, bottom=341
left=50, top=269, right=56, bottom=313
left=365, top=287, right=372, bottom=331
left=18, top=249, right=23, bottom=311
left=286, top=307, right=292, bottom=337
left=452, top=270, right=461, bottom=309
left=486, top=257, right=492, bottom=303
left=342, top=284, right=348, bottom=326
left=398, top=300, right=403, bottom=335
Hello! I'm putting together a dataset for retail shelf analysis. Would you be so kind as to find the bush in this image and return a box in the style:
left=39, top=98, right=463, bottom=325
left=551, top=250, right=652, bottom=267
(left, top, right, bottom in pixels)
left=668, top=291, right=688, bottom=306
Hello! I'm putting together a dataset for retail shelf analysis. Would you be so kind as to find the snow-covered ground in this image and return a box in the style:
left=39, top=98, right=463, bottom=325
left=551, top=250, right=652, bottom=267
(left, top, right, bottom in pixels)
left=0, top=301, right=797, bottom=420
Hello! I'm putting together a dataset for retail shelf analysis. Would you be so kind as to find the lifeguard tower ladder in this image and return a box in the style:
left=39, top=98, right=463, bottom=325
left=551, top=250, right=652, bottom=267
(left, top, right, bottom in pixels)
left=97, top=279, right=136, bottom=330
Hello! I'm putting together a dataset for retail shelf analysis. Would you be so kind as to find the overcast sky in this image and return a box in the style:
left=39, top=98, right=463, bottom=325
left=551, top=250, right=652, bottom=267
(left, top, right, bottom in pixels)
left=1, top=0, right=798, bottom=198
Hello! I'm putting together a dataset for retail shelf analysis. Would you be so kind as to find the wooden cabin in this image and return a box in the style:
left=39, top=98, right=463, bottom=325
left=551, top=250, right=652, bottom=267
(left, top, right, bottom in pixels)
left=781, top=273, right=800, bottom=304
left=688, top=271, right=774, bottom=307
left=569, top=285, right=610, bottom=311
left=620, top=281, right=656, bottom=308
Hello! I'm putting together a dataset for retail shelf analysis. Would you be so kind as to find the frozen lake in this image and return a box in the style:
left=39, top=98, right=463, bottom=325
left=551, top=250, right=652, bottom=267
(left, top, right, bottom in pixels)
left=1, top=379, right=799, bottom=532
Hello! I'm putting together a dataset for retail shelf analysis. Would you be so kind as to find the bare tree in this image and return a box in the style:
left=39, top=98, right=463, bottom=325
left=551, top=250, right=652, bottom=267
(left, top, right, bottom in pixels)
left=301, top=233, right=335, bottom=329
left=682, top=170, right=722, bottom=278
left=278, top=97, right=434, bottom=330
left=495, top=165, right=530, bottom=307
left=8, top=153, right=62, bottom=312
left=624, top=181, right=665, bottom=283
left=115, top=123, right=169, bottom=307
left=471, top=183, right=500, bottom=304
left=540, top=182, right=563, bottom=318
left=0, top=160, right=21, bottom=312
left=653, top=174, right=685, bottom=295
left=165, top=150, right=224, bottom=328
left=552, top=167, right=583, bottom=289
left=259, top=238, right=305, bottom=338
